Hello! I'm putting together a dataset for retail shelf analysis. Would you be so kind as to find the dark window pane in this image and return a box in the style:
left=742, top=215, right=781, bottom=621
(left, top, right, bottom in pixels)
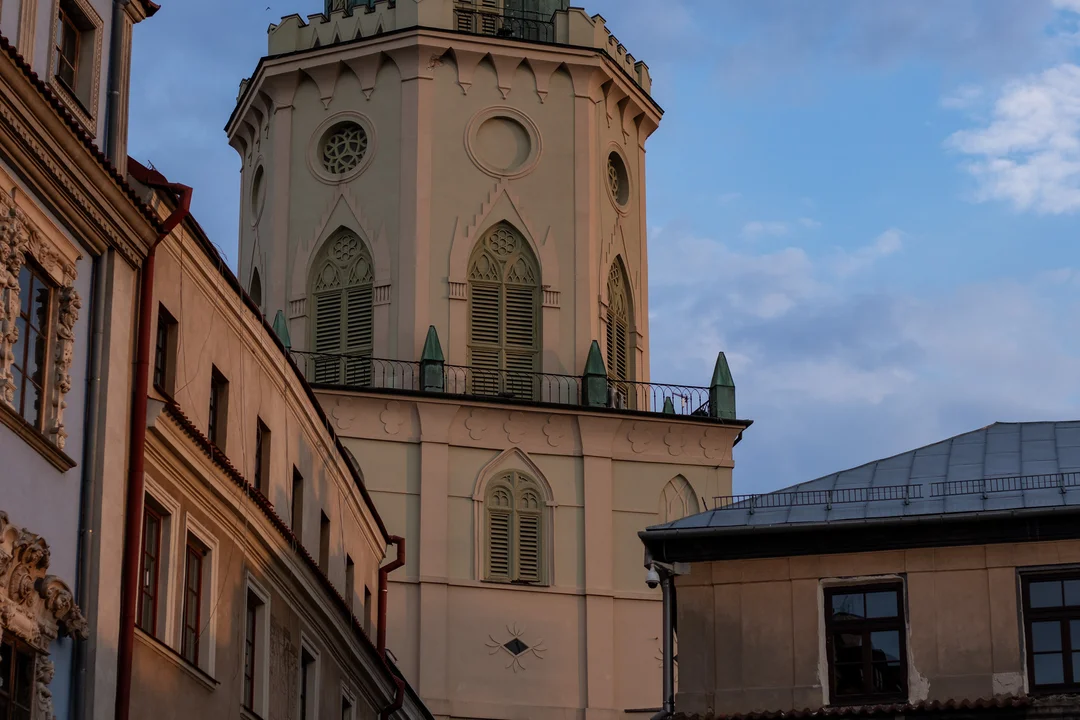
left=833, top=633, right=863, bottom=665
left=832, top=593, right=865, bottom=618
left=1034, top=653, right=1065, bottom=685
left=871, top=631, right=901, bottom=663
left=0, top=641, right=11, bottom=695
left=866, top=591, right=898, bottom=618
left=1032, top=621, right=1063, bottom=652
left=31, top=285, right=50, bottom=329
left=23, top=381, right=41, bottom=427
left=14, top=316, right=26, bottom=363
left=14, top=648, right=32, bottom=705
left=1071, top=620, right=1080, bottom=651
left=10, top=367, right=22, bottom=414
left=1066, top=580, right=1080, bottom=607
left=18, top=266, right=30, bottom=313
left=872, top=662, right=905, bottom=693
left=834, top=663, right=864, bottom=695
left=1074, top=652, right=1080, bottom=683
left=1031, top=581, right=1064, bottom=608
left=24, top=328, right=43, bottom=383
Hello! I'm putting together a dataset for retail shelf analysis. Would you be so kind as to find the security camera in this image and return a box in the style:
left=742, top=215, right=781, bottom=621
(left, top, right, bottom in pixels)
left=645, top=564, right=661, bottom=589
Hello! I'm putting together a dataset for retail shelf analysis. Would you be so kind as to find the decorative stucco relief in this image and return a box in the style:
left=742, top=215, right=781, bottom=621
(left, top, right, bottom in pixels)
left=700, top=428, right=731, bottom=462
left=330, top=397, right=358, bottom=431
left=542, top=415, right=570, bottom=448
left=486, top=623, right=546, bottom=673
left=664, top=426, right=685, bottom=457
left=380, top=400, right=404, bottom=436
left=504, top=411, right=532, bottom=444
left=466, top=408, right=489, bottom=441
left=628, top=422, right=654, bottom=453
left=0, top=196, right=80, bottom=449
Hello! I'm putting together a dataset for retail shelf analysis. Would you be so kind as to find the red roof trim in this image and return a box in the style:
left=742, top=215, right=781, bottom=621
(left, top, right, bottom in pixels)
left=0, top=33, right=162, bottom=232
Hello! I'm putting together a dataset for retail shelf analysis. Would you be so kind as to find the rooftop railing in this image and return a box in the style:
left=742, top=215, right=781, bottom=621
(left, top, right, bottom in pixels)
left=288, top=333, right=738, bottom=422
left=452, top=1, right=559, bottom=43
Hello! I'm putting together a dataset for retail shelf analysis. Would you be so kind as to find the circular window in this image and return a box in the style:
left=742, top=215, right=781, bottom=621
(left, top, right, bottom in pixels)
left=250, top=165, right=266, bottom=221
left=321, top=121, right=368, bottom=175
left=465, top=107, right=542, bottom=179
left=607, top=152, right=630, bottom=207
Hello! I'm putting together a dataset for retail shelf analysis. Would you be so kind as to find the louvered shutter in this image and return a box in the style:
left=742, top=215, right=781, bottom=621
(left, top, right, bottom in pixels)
left=313, top=293, right=342, bottom=384
left=516, top=512, right=541, bottom=583
left=469, top=284, right=502, bottom=396
left=504, top=285, right=537, bottom=399
left=344, top=285, right=373, bottom=386
left=487, top=509, right=512, bottom=581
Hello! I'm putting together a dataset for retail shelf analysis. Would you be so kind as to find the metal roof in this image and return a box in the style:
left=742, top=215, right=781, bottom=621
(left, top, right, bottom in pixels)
left=648, top=421, right=1080, bottom=534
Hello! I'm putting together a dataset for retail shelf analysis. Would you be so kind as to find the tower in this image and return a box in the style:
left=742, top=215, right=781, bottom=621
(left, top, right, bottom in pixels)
left=228, top=0, right=660, bottom=386
left=227, top=4, right=746, bottom=720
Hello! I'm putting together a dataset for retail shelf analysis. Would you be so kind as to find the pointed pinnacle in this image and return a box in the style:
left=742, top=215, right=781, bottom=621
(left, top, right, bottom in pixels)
left=711, top=351, right=734, bottom=388
left=421, top=325, right=444, bottom=363
left=584, top=340, right=607, bottom=376
left=272, top=310, right=292, bottom=350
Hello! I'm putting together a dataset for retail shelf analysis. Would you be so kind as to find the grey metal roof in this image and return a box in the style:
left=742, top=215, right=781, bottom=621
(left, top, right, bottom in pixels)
left=650, top=421, right=1080, bottom=534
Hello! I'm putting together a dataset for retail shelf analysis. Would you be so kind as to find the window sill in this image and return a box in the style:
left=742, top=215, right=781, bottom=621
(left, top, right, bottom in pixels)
left=0, top=401, right=75, bottom=471
left=134, top=627, right=219, bottom=691
left=481, top=578, right=549, bottom=589
left=49, top=74, right=95, bottom=136
left=828, top=695, right=908, bottom=708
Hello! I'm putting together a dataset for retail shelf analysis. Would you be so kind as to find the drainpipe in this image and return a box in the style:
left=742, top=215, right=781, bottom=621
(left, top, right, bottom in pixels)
left=377, top=536, right=405, bottom=720
left=652, top=569, right=675, bottom=720
left=104, top=0, right=130, bottom=168
left=73, top=249, right=111, bottom=720
left=114, top=183, right=192, bottom=720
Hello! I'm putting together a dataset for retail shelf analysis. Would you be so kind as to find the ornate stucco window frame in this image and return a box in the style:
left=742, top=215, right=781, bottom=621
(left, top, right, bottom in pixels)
left=0, top=511, right=90, bottom=720
left=308, top=112, right=377, bottom=186
left=0, top=193, right=81, bottom=471
left=47, top=0, right=104, bottom=136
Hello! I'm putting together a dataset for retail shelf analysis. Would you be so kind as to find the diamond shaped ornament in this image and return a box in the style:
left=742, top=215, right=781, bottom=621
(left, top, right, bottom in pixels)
left=503, top=638, right=529, bottom=656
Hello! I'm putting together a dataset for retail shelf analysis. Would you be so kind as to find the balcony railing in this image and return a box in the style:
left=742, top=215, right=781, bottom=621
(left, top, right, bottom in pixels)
left=452, top=1, right=559, bottom=44
left=288, top=348, right=734, bottom=420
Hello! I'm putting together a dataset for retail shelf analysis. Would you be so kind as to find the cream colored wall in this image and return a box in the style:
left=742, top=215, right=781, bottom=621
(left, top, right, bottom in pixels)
left=673, top=541, right=1080, bottom=717
left=321, top=389, right=739, bottom=720
left=232, top=23, right=660, bottom=381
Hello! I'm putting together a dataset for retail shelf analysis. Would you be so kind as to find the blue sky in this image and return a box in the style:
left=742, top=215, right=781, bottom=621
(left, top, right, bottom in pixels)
left=129, top=0, right=1080, bottom=496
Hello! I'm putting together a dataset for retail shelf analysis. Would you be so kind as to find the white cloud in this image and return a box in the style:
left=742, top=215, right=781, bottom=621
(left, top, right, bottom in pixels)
left=831, top=229, right=904, bottom=277
left=948, top=64, right=1080, bottom=214
left=941, top=84, right=984, bottom=109
left=1053, top=0, right=1080, bottom=12
left=742, top=220, right=790, bottom=238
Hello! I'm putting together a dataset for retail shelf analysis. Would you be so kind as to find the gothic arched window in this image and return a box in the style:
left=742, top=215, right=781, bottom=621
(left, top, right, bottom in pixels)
left=659, top=476, right=700, bottom=524
left=249, top=268, right=262, bottom=311
left=468, top=223, right=540, bottom=398
left=485, top=471, right=545, bottom=584
left=606, top=257, right=632, bottom=406
left=309, top=229, right=374, bottom=385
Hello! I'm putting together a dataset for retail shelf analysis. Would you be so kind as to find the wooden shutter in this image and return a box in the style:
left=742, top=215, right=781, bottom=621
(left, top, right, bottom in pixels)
left=313, top=292, right=342, bottom=384
left=469, top=284, right=502, bottom=396
left=344, top=285, right=373, bottom=386
left=487, top=505, right=512, bottom=581
left=516, top=512, right=541, bottom=583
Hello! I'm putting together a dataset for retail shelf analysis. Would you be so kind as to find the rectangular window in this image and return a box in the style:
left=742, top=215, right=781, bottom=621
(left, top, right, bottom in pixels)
left=254, top=419, right=271, bottom=494
left=54, top=5, right=81, bottom=88
left=299, top=646, right=317, bottom=720
left=0, top=635, right=36, bottom=720
left=319, top=512, right=331, bottom=574
left=137, top=504, right=163, bottom=635
left=208, top=367, right=229, bottom=450
left=364, top=586, right=373, bottom=636
left=181, top=536, right=206, bottom=666
left=1023, top=574, right=1080, bottom=691
left=824, top=583, right=906, bottom=705
left=11, top=262, right=54, bottom=430
left=153, top=305, right=178, bottom=394
left=341, top=694, right=354, bottom=720
left=292, top=468, right=304, bottom=541
left=345, top=555, right=355, bottom=613
left=243, top=592, right=258, bottom=710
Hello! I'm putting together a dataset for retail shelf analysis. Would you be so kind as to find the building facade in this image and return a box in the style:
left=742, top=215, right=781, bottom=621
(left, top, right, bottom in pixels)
left=641, top=421, right=1080, bottom=719
left=124, top=161, right=431, bottom=720
left=227, top=2, right=750, bottom=719
left=0, top=1, right=160, bottom=719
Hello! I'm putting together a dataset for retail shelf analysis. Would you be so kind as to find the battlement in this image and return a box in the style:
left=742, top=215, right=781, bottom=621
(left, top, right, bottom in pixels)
left=267, top=1, right=652, bottom=94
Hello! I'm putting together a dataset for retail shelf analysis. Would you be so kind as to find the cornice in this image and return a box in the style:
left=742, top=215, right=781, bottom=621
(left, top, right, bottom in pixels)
left=0, top=35, right=159, bottom=265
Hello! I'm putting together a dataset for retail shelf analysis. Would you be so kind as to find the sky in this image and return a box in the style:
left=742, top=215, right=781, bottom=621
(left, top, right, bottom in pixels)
left=129, top=0, right=1080, bottom=497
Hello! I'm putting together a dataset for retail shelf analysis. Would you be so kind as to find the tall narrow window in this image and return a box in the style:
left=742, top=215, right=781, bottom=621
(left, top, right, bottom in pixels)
left=825, top=584, right=906, bottom=704
left=254, top=419, right=271, bottom=494
left=364, top=586, right=373, bottom=636
left=345, top=555, right=355, bottom=613
left=319, top=512, right=331, bottom=574
left=467, top=223, right=540, bottom=399
left=249, top=268, right=263, bottom=310
left=309, top=229, right=374, bottom=386
left=54, top=5, right=81, bottom=88
left=181, top=537, right=206, bottom=666
left=341, top=694, right=355, bottom=720
left=137, top=504, right=163, bottom=635
left=11, top=262, right=55, bottom=429
left=208, top=367, right=229, bottom=450
left=605, top=257, right=631, bottom=384
left=299, top=647, right=317, bottom=720
left=153, top=304, right=178, bottom=395
left=243, top=591, right=258, bottom=710
left=484, top=471, right=545, bottom=585
left=0, top=635, right=36, bottom=720
left=291, top=468, right=305, bottom=541
left=1022, top=573, right=1080, bottom=691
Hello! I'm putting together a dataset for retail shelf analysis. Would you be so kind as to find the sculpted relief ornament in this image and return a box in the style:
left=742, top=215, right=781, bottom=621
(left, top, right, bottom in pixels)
left=0, top=194, right=80, bottom=451
left=0, top=512, right=88, bottom=720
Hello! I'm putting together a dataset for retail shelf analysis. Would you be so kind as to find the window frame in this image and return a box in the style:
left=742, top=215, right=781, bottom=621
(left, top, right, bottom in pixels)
left=292, top=467, right=305, bottom=542
left=48, top=0, right=102, bottom=130
left=181, top=536, right=205, bottom=667
left=208, top=366, right=229, bottom=450
left=254, top=418, right=271, bottom=495
left=153, top=304, right=178, bottom=395
left=483, top=470, right=547, bottom=586
left=298, top=636, right=320, bottom=720
left=11, top=260, right=56, bottom=431
left=179, top=515, right=218, bottom=676
left=1021, top=571, right=1080, bottom=693
left=54, top=5, right=81, bottom=91
left=823, top=582, right=908, bottom=706
left=137, top=503, right=164, bottom=636
left=319, top=511, right=331, bottom=574
left=0, top=633, right=37, bottom=720
left=242, top=575, right=271, bottom=715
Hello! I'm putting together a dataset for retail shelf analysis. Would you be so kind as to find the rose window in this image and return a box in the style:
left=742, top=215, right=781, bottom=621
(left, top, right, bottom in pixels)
left=608, top=160, right=621, bottom=200
left=321, top=122, right=368, bottom=175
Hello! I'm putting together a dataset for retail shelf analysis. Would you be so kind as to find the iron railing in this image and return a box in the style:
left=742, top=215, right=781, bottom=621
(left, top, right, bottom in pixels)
left=291, top=351, right=717, bottom=417
left=453, top=1, right=559, bottom=43
left=290, top=351, right=421, bottom=391
left=930, top=472, right=1080, bottom=497
left=712, top=485, right=923, bottom=512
